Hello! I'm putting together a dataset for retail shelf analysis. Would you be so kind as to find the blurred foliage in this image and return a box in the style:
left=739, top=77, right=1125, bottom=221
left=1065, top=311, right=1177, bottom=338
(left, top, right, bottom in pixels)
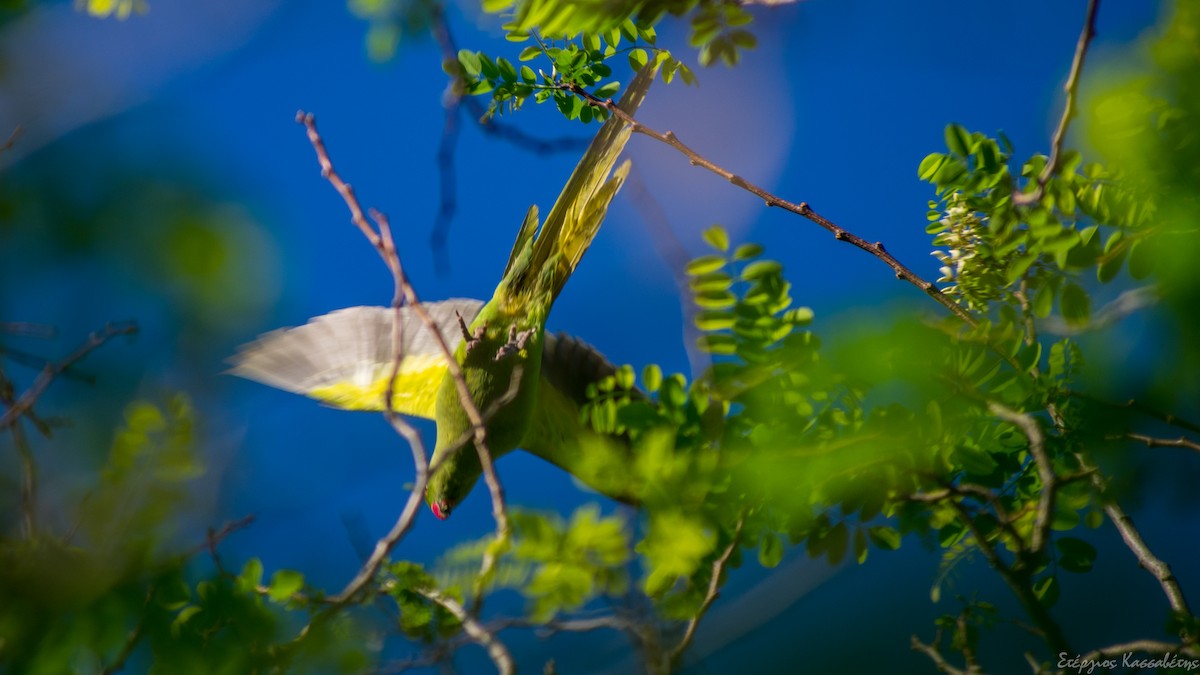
left=77, top=0, right=147, bottom=20
left=348, top=0, right=440, bottom=62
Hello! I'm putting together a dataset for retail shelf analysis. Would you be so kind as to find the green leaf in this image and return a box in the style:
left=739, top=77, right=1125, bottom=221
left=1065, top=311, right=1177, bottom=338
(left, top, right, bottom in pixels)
left=732, top=243, right=763, bottom=260
left=686, top=255, right=726, bottom=276
left=689, top=271, right=733, bottom=292
left=758, top=532, right=783, bottom=568
left=628, top=48, right=648, bottom=71
left=1097, top=230, right=1127, bottom=283
left=268, top=569, right=304, bottom=603
left=825, top=523, right=848, bottom=565
left=918, top=153, right=947, bottom=181
left=171, top=605, right=202, bottom=635
left=1127, top=239, right=1153, bottom=279
left=944, top=124, right=971, bottom=156
left=1055, top=537, right=1097, bottom=573
left=695, top=290, right=737, bottom=310
left=497, top=57, right=518, bottom=83
left=593, top=80, right=621, bottom=99
left=239, top=557, right=264, bottom=591
left=695, top=310, right=736, bottom=332
left=697, top=334, right=737, bottom=354
left=458, top=49, right=482, bottom=77
left=740, top=260, right=783, bottom=280
left=1032, top=280, right=1055, bottom=318
left=853, top=528, right=868, bottom=564
left=1005, top=253, right=1036, bottom=285
left=702, top=225, right=730, bottom=252
left=518, top=45, right=541, bottom=61
left=1059, top=282, right=1091, bottom=327
left=956, top=445, right=998, bottom=476
left=641, top=364, right=663, bottom=392
left=868, top=526, right=901, bottom=550
left=1033, top=575, right=1060, bottom=607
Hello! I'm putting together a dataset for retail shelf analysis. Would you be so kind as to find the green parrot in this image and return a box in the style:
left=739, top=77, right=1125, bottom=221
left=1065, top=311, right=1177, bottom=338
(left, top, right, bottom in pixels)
left=230, top=65, right=656, bottom=520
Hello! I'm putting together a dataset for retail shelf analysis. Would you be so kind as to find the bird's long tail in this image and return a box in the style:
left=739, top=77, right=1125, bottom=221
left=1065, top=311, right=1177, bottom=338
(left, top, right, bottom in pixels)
left=503, top=63, right=658, bottom=307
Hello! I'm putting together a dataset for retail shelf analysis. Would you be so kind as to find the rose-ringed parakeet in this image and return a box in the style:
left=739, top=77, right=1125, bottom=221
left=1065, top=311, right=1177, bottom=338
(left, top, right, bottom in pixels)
left=231, top=65, right=655, bottom=519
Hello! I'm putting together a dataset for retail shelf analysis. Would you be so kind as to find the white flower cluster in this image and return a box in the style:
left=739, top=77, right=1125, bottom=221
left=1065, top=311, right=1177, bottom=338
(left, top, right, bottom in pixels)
left=931, top=194, right=985, bottom=296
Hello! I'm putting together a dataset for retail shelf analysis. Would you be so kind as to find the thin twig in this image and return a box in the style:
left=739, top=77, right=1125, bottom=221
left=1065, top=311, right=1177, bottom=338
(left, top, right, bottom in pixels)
left=1067, top=390, right=1200, bottom=436
left=669, top=512, right=746, bottom=667
left=0, top=321, right=55, bottom=338
left=1081, top=453, right=1194, bottom=619
left=417, top=588, right=515, bottom=675
left=296, top=113, right=510, bottom=604
left=988, top=402, right=1055, bottom=556
left=560, top=84, right=978, bottom=327
left=1013, top=0, right=1100, bottom=206
left=99, top=586, right=155, bottom=675
left=1124, top=432, right=1200, bottom=453
left=427, top=2, right=587, bottom=270
left=191, top=515, right=256, bottom=573
left=0, top=322, right=137, bottom=429
left=911, top=630, right=969, bottom=675
left=0, top=125, right=20, bottom=154
left=332, top=412, right=431, bottom=604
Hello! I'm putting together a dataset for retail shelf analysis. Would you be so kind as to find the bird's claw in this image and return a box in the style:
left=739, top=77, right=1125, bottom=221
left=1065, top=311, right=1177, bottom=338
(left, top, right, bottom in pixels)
left=495, top=325, right=535, bottom=361
left=456, top=311, right=486, bottom=354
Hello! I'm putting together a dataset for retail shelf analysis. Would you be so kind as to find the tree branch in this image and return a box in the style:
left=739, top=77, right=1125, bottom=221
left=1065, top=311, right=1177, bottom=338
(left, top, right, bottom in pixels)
left=911, top=630, right=971, bottom=675
left=1013, top=0, right=1101, bottom=206
left=417, top=588, right=515, bottom=675
left=1123, top=432, right=1200, bottom=454
left=427, top=2, right=587, bottom=271
left=0, top=322, right=137, bottom=429
left=669, top=512, right=746, bottom=667
left=560, top=83, right=978, bottom=327
left=988, top=402, right=1055, bottom=557
left=296, top=113, right=510, bottom=604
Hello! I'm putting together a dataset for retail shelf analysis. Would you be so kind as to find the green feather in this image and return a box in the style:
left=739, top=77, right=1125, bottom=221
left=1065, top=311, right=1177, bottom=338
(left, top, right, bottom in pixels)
left=426, top=64, right=657, bottom=519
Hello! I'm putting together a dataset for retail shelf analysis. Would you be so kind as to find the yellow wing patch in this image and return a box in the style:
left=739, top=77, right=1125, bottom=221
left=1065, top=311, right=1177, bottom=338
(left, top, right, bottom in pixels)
left=309, top=353, right=448, bottom=418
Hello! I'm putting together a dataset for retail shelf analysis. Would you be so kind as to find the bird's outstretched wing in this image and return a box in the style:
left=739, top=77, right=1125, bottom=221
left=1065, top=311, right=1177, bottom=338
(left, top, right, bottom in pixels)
left=229, top=299, right=484, bottom=418
left=523, top=332, right=641, bottom=504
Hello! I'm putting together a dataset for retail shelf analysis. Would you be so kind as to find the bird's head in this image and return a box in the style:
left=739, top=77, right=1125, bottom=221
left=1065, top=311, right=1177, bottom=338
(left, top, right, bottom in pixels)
left=425, top=441, right=483, bottom=521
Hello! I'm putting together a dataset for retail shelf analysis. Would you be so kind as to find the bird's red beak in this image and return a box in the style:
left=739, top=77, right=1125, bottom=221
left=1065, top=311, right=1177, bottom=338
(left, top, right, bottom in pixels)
left=431, top=501, right=449, bottom=520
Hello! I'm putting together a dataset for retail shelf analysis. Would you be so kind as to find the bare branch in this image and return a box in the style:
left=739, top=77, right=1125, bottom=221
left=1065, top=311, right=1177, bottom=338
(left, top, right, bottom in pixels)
left=1124, top=432, right=1200, bottom=454
left=560, top=84, right=978, bottom=327
left=418, top=588, right=515, bottom=675
left=0, top=125, right=20, bottom=154
left=1067, top=390, right=1200, bottom=435
left=988, top=402, right=1055, bottom=556
left=0, top=322, right=137, bottom=429
left=1013, top=0, right=1101, bottom=206
left=1092, top=467, right=1193, bottom=618
left=669, top=512, right=746, bottom=667
left=0, top=321, right=55, bottom=338
left=427, top=3, right=587, bottom=270
left=296, top=113, right=510, bottom=604
left=911, top=630, right=970, bottom=675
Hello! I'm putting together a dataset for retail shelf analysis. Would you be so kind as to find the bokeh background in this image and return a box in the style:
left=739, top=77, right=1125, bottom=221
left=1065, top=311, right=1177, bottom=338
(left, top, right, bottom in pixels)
left=2, top=1, right=1196, bottom=672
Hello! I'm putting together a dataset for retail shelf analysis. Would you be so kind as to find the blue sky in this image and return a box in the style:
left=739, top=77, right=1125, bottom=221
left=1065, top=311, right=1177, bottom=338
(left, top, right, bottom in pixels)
left=1, top=0, right=1187, bottom=671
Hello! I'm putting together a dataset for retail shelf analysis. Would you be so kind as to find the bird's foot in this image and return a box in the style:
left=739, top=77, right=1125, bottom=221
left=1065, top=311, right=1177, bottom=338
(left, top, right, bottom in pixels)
left=456, top=311, right=486, bottom=354
left=494, top=325, right=535, bottom=361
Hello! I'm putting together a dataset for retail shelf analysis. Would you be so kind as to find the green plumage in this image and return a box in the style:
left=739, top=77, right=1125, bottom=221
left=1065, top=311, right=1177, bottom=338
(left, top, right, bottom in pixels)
left=229, top=66, right=656, bottom=521
left=426, top=65, right=656, bottom=519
